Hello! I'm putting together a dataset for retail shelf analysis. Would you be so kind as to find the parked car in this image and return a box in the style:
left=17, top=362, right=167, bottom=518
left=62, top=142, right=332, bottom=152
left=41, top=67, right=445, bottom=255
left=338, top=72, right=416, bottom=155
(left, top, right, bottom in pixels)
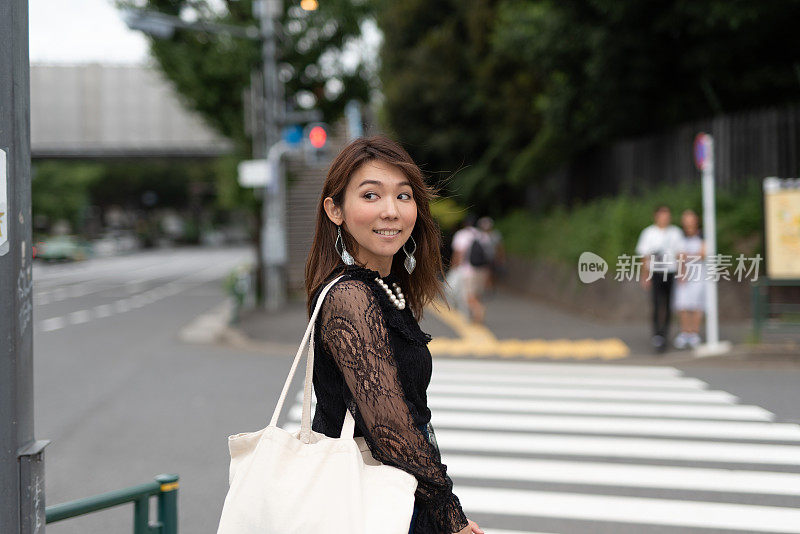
left=91, top=231, right=141, bottom=257
left=36, top=236, right=91, bottom=262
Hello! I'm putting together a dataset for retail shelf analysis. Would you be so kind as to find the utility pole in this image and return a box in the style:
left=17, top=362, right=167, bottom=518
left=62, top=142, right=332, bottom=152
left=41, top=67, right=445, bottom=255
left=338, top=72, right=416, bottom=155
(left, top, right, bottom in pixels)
left=124, top=2, right=291, bottom=310
left=258, top=0, right=287, bottom=311
left=1, top=1, right=50, bottom=533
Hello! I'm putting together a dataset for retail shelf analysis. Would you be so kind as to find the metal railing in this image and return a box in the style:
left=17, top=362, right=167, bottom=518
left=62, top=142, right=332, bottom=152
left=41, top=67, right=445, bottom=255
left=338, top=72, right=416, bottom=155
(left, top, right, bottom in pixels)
left=45, top=473, right=179, bottom=534
left=752, top=277, right=800, bottom=341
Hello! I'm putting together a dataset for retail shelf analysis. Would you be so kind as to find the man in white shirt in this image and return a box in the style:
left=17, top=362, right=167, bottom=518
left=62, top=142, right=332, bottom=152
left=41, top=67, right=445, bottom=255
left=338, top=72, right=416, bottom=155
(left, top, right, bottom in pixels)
left=635, top=205, right=684, bottom=353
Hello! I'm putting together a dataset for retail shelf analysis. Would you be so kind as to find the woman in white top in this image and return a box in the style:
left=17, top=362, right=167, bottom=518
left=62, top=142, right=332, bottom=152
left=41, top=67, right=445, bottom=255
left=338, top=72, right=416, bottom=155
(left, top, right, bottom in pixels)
left=674, top=209, right=705, bottom=349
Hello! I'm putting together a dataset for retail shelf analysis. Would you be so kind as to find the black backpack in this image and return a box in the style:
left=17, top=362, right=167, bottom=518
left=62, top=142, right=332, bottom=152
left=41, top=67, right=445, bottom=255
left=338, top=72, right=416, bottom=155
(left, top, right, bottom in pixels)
left=468, top=237, right=490, bottom=267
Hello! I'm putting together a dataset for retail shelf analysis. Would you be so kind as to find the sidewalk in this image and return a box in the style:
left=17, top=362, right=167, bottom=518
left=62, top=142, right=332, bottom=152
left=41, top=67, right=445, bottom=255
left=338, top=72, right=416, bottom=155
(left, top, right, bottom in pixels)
left=227, top=285, right=799, bottom=365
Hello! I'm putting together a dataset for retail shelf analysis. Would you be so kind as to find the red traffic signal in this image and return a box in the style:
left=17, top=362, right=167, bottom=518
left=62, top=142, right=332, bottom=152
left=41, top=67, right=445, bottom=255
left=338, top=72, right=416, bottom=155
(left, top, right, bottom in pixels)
left=308, top=125, right=327, bottom=148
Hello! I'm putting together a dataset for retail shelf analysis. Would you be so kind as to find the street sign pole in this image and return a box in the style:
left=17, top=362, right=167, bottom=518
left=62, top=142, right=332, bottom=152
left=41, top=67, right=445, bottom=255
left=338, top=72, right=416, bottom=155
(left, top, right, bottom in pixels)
left=694, top=133, right=731, bottom=357
left=1, top=1, right=51, bottom=532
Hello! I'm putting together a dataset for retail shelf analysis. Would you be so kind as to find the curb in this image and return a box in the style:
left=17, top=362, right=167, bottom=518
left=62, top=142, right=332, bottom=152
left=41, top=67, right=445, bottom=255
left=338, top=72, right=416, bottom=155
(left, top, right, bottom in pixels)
left=179, top=300, right=305, bottom=357
left=179, top=299, right=234, bottom=345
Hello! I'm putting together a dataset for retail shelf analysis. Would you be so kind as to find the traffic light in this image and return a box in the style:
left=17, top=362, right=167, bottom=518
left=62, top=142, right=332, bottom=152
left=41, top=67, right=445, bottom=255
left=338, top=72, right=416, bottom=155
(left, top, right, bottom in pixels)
left=303, top=122, right=329, bottom=164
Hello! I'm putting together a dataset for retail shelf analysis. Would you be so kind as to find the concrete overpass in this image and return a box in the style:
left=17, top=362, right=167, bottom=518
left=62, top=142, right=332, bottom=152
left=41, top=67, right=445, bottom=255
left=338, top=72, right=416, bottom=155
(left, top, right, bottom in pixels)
left=30, top=63, right=234, bottom=158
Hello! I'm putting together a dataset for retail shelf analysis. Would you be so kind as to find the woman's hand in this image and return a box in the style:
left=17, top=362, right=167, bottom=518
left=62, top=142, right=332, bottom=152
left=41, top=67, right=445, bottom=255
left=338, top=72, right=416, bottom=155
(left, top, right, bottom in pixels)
left=454, top=518, right=484, bottom=534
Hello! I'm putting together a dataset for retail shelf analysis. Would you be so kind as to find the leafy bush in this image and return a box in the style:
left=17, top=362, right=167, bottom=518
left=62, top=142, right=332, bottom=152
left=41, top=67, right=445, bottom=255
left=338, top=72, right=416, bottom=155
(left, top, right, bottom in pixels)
left=496, top=181, right=762, bottom=266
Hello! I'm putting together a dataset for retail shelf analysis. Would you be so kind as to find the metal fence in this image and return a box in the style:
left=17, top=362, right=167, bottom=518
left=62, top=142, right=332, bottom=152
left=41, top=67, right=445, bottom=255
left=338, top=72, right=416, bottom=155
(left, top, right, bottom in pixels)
left=557, top=104, right=800, bottom=203
left=46, top=473, right=179, bottom=534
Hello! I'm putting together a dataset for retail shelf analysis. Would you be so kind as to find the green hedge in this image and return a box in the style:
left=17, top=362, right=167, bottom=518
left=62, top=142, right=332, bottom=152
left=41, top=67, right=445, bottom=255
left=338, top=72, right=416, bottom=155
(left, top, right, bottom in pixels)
left=495, top=181, right=763, bottom=266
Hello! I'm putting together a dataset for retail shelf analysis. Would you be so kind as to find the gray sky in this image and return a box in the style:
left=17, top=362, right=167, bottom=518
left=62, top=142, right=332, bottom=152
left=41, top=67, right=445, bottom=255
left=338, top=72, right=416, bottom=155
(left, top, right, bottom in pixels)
left=29, top=0, right=149, bottom=64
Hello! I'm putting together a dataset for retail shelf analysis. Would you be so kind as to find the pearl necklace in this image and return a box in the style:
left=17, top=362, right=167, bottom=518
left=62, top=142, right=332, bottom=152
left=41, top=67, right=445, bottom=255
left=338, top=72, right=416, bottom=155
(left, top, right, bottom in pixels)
left=374, top=277, right=406, bottom=310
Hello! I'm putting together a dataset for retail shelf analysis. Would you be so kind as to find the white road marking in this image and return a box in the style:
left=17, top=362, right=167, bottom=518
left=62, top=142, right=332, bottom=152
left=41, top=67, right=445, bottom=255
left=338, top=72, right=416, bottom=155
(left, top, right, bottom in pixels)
left=426, top=382, right=738, bottom=403
left=287, top=359, right=800, bottom=532
left=40, top=316, right=66, bottom=332
left=427, top=396, right=772, bottom=420
left=93, top=304, right=113, bottom=318
left=432, top=360, right=682, bottom=377
left=431, top=373, right=707, bottom=390
left=456, top=486, right=800, bottom=533
left=428, top=411, right=800, bottom=440
left=68, top=309, right=92, bottom=325
left=35, top=249, right=253, bottom=333
left=444, top=454, right=800, bottom=495
left=435, top=429, right=800, bottom=465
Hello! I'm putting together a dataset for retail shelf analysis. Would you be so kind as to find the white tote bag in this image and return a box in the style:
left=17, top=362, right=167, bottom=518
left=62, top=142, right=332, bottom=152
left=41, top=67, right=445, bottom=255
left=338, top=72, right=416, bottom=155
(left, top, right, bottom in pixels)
left=216, top=275, right=418, bottom=534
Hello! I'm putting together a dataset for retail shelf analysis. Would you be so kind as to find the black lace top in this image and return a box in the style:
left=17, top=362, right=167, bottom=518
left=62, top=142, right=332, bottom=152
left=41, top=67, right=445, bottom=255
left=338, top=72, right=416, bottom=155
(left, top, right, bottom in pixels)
left=310, top=264, right=469, bottom=534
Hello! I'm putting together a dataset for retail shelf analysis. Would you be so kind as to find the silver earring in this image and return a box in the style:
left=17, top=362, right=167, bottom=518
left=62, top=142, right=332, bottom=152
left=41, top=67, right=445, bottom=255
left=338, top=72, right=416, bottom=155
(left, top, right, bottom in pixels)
left=402, top=235, right=417, bottom=274
left=336, top=226, right=355, bottom=265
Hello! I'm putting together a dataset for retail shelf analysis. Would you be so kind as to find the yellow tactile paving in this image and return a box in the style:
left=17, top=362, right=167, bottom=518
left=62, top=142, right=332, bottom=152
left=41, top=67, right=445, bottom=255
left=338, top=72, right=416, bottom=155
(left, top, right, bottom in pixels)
left=426, top=299, right=629, bottom=360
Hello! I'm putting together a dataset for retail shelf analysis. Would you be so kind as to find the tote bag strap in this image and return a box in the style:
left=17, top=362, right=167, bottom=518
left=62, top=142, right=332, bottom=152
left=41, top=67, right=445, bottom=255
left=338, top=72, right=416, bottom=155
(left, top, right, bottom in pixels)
left=268, top=275, right=346, bottom=440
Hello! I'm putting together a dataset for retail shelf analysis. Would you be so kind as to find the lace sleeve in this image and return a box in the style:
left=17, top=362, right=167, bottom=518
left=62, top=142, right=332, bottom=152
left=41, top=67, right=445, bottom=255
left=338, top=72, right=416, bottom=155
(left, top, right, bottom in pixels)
left=319, top=279, right=469, bottom=534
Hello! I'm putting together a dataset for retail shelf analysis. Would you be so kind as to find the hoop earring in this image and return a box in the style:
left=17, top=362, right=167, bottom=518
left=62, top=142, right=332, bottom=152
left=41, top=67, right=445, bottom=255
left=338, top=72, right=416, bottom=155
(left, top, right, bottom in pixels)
left=402, top=235, right=417, bottom=274
left=335, top=225, right=355, bottom=265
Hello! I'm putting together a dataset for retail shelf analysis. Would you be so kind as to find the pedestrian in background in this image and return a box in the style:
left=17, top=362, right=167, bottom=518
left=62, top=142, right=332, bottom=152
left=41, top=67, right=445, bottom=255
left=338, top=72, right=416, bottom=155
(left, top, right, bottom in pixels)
left=450, top=215, right=493, bottom=324
left=636, top=205, right=684, bottom=353
left=674, top=209, right=706, bottom=349
left=476, top=216, right=506, bottom=295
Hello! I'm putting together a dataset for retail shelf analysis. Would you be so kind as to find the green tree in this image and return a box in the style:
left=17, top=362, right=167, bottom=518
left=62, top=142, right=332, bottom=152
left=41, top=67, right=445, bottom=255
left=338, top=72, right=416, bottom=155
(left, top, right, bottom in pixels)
left=31, top=162, right=105, bottom=234
left=378, top=0, right=800, bottom=213
left=122, top=0, right=376, bottom=153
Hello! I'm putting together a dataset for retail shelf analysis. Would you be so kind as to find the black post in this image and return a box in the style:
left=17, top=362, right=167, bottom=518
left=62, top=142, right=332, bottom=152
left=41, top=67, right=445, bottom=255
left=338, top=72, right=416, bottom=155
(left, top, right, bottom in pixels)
left=1, top=1, right=50, bottom=533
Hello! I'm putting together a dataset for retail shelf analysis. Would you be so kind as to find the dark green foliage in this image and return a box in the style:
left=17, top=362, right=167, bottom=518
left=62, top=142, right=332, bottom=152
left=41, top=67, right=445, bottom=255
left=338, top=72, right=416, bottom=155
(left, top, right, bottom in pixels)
left=32, top=159, right=220, bottom=234
left=378, top=0, right=800, bottom=214
left=32, top=162, right=104, bottom=233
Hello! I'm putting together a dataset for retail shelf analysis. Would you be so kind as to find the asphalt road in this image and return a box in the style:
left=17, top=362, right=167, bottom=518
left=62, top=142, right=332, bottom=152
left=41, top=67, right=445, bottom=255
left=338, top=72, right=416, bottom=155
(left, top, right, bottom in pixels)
left=33, top=247, right=800, bottom=534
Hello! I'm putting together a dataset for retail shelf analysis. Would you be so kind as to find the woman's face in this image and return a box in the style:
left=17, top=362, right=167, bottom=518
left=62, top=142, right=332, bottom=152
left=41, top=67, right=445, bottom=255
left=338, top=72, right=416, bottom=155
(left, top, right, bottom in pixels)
left=325, top=159, right=417, bottom=274
left=682, top=212, right=699, bottom=234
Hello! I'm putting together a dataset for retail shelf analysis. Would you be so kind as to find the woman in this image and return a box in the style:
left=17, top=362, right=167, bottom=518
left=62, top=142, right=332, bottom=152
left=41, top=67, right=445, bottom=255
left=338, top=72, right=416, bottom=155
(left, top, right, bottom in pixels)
left=304, top=136, right=483, bottom=534
left=674, top=209, right=706, bottom=349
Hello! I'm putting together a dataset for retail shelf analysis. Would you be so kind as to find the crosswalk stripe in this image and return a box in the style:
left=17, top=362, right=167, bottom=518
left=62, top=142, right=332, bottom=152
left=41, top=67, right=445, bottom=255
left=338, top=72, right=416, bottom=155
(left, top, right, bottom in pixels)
left=443, top=454, right=800, bottom=495
left=284, top=412, right=800, bottom=465
left=428, top=411, right=800, bottom=440
left=455, top=486, right=800, bottom=533
left=434, top=429, right=800, bottom=465
left=426, top=382, right=738, bottom=403
left=431, top=373, right=707, bottom=390
left=288, top=360, right=800, bottom=532
left=432, top=360, right=682, bottom=377
left=427, top=396, right=772, bottom=420
left=298, top=385, right=737, bottom=404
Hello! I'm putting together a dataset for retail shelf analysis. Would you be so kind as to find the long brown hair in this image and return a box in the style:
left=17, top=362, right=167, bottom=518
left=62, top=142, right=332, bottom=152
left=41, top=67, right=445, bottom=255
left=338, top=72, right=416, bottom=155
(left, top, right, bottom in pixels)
left=305, top=135, right=447, bottom=320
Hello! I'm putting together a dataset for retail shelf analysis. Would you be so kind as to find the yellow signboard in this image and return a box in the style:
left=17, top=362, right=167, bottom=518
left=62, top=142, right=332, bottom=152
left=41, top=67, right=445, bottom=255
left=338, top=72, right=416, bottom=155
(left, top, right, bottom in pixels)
left=764, top=177, right=800, bottom=279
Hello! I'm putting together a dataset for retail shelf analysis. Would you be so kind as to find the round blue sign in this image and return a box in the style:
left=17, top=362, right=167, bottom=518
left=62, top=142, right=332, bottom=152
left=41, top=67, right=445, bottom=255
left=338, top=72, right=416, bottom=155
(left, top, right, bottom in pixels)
left=283, top=125, right=304, bottom=146
left=694, top=133, right=711, bottom=170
